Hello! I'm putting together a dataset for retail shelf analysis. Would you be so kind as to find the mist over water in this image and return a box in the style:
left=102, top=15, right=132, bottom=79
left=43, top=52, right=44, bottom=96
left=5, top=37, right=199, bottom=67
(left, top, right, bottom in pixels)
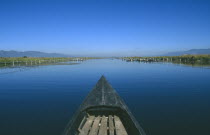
left=0, top=59, right=210, bottom=135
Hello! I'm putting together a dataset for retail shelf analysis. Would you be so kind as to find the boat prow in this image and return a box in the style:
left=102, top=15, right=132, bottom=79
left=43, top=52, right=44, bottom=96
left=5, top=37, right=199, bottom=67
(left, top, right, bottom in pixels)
left=63, top=75, right=146, bottom=135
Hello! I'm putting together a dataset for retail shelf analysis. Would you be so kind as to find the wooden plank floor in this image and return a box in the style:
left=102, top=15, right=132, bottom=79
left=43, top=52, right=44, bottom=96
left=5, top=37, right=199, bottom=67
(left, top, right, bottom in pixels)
left=78, top=115, right=128, bottom=135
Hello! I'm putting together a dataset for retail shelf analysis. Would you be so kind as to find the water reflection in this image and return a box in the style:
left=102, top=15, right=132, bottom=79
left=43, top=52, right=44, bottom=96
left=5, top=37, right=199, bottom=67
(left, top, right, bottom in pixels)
left=0, top=62, right=80, bottom=75
left=124, top=59, right=210, bottom=68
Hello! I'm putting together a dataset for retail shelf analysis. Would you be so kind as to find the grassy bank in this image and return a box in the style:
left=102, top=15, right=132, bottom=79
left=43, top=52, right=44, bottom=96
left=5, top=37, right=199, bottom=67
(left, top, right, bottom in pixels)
left=122, top=55, right=210, bottom=65
left=0, top=57, right=95, bottom=67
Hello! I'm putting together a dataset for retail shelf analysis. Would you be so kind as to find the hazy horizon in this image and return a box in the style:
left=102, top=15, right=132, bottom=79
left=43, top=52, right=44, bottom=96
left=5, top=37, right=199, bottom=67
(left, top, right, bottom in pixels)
left=1, top=0, right=210, bottom=56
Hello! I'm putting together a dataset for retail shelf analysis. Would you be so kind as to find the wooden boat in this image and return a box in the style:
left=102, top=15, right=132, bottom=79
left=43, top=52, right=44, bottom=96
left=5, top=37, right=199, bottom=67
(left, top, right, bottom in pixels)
left=63, top=76, right=146, bottom=135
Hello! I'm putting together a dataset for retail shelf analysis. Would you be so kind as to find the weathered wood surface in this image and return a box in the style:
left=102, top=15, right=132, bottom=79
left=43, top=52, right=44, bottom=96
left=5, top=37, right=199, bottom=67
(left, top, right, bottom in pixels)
left=114, top=115, right=128, bottom=135
left=79, top=115, right=128, bottom=135
left=89, top=116, right=101, bottom=135
left=109, top=115, right=115, bottom=135
left=98, top=116, right=107, bottom=135
left=79, top=116, right=94, bottom=135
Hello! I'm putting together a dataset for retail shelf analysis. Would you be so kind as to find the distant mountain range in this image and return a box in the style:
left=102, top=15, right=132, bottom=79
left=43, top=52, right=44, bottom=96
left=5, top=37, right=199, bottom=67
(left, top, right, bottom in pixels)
left=0, top=50, right=69, bottom=57
left=0, top=49, right=210, bottom=57
left=164, top=49, right=210, bottom=56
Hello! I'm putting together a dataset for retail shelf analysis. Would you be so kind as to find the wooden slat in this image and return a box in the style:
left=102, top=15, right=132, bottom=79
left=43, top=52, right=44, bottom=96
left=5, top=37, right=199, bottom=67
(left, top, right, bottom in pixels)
left=98, top=115, right=108, bottom=135
left=89, top=116, right=101, bottom=135
left=78, top=116, right=86, bottom=131
left=79, top=116, right=95, bottom=135
left=114, top=115, right=128, bottom=135
left=108, top=115, right=115, bottom=135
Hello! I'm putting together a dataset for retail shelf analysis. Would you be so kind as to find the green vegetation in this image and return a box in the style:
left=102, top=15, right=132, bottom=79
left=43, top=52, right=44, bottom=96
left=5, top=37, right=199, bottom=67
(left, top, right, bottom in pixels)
left=0, top=57, right=95, bottom=67
left=122, top=55, right=210, bottom=66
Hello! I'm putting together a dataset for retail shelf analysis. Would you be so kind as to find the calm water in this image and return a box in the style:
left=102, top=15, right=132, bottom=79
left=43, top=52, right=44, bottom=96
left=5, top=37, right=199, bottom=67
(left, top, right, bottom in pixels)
left=0, top=59, right=210, bottom=135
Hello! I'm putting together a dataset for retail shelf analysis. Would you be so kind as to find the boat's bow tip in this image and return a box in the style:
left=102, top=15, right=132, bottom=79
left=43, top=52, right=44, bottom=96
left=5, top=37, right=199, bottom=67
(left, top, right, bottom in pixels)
left=99, top=75, right=107, bottom=82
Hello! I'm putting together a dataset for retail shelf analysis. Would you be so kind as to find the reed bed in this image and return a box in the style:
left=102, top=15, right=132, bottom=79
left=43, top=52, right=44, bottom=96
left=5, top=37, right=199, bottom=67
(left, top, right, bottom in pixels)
left=122, top=55, right=210, bottom=65
left=0, top=57, right=95, bottom=67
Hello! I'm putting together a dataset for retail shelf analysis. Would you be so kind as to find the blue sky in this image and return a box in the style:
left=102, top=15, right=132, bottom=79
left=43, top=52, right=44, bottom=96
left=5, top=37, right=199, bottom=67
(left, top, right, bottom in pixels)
left=0, top=0, right=210, bottom=56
